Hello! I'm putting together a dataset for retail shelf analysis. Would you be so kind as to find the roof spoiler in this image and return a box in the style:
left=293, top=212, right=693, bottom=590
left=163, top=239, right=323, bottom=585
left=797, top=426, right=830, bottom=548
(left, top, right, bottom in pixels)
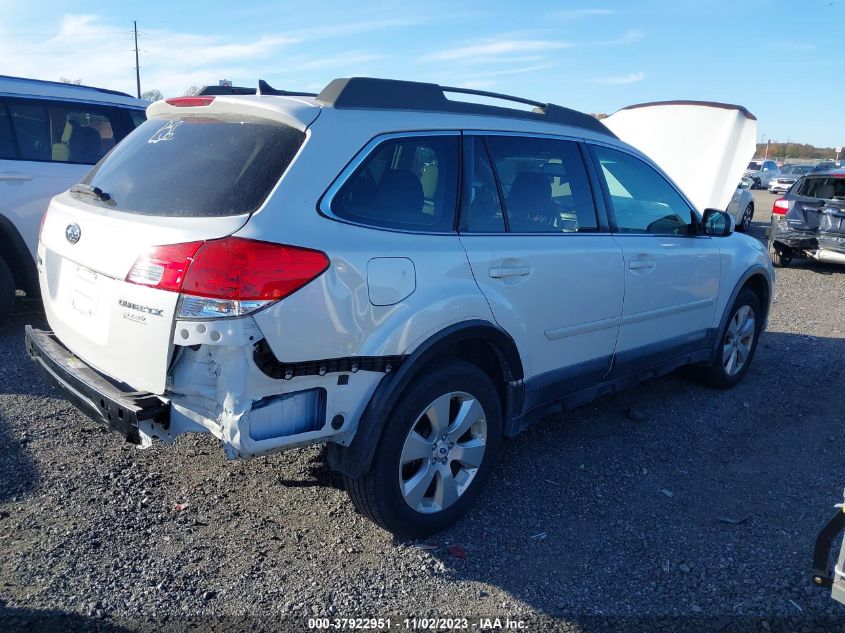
left=197, top=80, right=317, bottom=97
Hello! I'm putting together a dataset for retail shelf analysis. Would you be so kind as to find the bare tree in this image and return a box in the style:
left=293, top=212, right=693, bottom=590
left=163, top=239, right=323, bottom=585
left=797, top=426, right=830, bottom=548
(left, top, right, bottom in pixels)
left=184, top=85, right=201, bottom=96
left=141, top=89, right=164, bottom=102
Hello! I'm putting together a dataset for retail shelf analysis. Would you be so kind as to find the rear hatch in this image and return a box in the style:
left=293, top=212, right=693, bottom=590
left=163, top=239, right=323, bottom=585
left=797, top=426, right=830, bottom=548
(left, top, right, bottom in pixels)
left=785, top=176, right=845, bottom=232
left=39, top=99, right=317, bottom=394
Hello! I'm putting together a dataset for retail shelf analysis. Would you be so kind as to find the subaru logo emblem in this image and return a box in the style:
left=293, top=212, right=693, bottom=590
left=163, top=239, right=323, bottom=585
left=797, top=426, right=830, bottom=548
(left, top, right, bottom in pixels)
left=65, top=224, right=81, bottom=244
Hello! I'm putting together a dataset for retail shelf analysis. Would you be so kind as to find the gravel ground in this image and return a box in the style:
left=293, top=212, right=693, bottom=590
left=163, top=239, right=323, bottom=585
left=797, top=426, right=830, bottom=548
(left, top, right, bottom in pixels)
left=1, top=190, right=844, bottom=632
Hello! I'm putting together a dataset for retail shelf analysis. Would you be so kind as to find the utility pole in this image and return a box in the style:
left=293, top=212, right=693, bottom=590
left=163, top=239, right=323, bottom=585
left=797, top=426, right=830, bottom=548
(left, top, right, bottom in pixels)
left=134, top=21, right=141, bottom=98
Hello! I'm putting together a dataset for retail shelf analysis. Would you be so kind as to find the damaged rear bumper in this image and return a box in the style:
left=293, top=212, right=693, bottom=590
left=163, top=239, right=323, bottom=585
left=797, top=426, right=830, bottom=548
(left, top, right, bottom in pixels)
left=24, top=326, right=169, bottom=444
left=770, top=214, right=845, bottom=261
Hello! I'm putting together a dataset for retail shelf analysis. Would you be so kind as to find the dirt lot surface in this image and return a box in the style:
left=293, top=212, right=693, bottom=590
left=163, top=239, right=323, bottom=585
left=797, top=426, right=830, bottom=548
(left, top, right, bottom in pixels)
left=1, top=190, right=844, bottom=632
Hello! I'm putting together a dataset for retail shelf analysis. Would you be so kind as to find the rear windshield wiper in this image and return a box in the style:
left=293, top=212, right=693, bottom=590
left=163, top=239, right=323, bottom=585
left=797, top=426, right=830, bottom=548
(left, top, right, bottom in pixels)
left=70, top=183, right=112, bottom=203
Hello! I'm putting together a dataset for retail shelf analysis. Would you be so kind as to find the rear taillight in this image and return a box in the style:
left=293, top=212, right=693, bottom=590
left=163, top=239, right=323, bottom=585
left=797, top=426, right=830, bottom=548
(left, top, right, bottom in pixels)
left=772, top=198, right=789, bottom=215
left=165, top=96, right=215, bottom=107
left=126, top=237, right=329, bottom=318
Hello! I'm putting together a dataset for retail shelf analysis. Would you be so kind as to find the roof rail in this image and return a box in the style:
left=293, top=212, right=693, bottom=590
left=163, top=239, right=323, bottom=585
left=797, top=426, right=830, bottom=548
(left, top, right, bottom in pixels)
left=315, top=77, right=615, bottom=137
left=0, top=75, right=135, bottom=99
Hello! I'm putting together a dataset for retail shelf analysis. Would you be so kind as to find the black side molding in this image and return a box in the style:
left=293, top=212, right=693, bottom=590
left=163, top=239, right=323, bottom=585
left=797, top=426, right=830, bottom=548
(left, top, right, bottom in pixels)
left=24, top=327, right=169, bottom=444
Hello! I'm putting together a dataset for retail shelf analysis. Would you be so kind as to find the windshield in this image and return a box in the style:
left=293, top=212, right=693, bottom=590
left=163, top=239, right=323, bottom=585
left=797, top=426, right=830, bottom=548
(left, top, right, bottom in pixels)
left=747, top=161, right=762, bottom=170
left=783, top=165, right=811, bottom=175
left=80, top=114, right=305, bottom=217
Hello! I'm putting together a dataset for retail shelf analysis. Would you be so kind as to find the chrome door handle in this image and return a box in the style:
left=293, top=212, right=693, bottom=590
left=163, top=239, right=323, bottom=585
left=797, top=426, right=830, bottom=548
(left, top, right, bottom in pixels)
left=628, top=259, right=656, bottom=271
left=489, top=265, right=532, bottom=279
left=0, top=172, right=33, bottom=181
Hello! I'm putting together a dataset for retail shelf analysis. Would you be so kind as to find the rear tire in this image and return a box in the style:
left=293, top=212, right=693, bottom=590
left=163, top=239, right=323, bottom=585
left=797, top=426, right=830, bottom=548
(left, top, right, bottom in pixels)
left=689, top=288, right=762, bottom=389
left=344, top=360, right=502, bottom=539
left=769, top=241, right=792, bottom=267
left=0, top=256, right=15, bottom=326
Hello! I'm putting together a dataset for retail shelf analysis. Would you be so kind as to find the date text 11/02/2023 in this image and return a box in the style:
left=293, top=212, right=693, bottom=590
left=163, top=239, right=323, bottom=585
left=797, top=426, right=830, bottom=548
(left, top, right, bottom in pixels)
left=307, top=617, right=528, bottom=630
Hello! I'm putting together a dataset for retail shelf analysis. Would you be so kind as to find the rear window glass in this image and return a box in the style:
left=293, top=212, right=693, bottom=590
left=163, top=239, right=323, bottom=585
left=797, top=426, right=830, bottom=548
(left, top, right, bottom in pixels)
left=81, top=115, right=305, bottom=217
left=7, top=98, right=126, bottom=164
left=797, top=177, right=845, bottom=200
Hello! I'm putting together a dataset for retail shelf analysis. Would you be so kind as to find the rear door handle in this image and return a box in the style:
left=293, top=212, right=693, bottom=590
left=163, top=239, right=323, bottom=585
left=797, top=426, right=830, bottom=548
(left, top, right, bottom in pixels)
left=628, top=256, right=656, bottom=272
left=0, top=172, right=33, bottom=181
left=489, top=265, right=532, bottom=279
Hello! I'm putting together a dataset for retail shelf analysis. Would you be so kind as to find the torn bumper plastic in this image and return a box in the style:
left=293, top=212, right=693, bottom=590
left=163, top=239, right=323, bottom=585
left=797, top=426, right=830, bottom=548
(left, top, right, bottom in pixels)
left=24, top=326, right=169, bottom=444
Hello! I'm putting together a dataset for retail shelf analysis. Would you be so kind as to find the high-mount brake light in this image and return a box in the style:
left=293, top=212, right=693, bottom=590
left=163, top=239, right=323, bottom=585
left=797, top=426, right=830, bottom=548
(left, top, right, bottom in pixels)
left=165, top=96, right=215, bottom=107
left=126, top=237, right=329, bottom=318
left=772, top=198, right=789, bottom=215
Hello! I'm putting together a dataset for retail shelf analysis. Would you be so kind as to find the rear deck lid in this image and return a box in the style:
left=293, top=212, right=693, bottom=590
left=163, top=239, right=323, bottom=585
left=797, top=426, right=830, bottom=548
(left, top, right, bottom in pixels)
left=40, top=110, right=308, bottom=393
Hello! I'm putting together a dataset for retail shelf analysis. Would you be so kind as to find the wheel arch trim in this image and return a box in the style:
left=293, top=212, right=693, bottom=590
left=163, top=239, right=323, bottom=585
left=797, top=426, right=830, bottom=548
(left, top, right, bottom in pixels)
left=709, top=265, right=772, bottom=365
left=327, top=319, right=523, bottom=478
left=0, top=213, right=38, bottom=295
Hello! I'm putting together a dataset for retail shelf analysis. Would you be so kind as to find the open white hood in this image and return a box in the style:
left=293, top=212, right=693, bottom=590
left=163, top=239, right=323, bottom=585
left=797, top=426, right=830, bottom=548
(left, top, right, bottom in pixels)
left=604, top=101, right=758, bottom=212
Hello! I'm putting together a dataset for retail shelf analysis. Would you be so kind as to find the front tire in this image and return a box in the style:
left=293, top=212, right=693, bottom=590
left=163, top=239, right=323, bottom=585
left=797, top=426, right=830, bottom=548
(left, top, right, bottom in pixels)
left=0, top=256, right=15, bottom=326
left=344, top=360, right=502, bottom=538
left=689, top=288, right=761, bottom=389
left=737, top=204, right=754, bottom=232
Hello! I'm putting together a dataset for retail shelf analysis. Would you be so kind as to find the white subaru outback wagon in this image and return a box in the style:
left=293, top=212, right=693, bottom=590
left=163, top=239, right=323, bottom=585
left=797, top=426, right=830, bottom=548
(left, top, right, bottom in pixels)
left=25, top=78, right=774, bottom=537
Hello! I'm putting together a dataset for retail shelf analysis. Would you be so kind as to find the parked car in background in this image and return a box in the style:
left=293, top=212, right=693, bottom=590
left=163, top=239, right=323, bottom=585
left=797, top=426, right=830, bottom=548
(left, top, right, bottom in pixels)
left=745, top=159, right=780, bottom=189
left=727, top=179, right=755, bottom=231
left=25, top=77, right=772, bottom=537
left=0, top=75, right=147, bottom=324
left=768, top=164, right=814, bottom=194
left=812, top=161, right=839, bottom=173
left=768, top=169, right=845, bottom=267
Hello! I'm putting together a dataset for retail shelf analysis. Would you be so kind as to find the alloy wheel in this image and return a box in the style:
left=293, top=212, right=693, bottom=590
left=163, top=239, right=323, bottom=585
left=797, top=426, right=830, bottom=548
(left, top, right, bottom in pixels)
left=723, top=304, right=756, bottom=376
left=398, top=391, right=488, bottom=514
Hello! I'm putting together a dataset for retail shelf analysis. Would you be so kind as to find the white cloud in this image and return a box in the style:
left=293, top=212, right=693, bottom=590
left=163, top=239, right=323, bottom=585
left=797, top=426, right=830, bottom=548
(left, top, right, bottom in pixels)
left=421, top=40, right=575, bottom=63
left=0, top=13, right=406, bottom=97
left=594, top=29, right=645, bottom=46
left=458, top=79, right=497, bottom=90
left=466, top=64, right=554, bottom=79
left=553, top=8, right=614, bottom=19
left=293, top=53, right=384, bottom=71
left=592, top=71, right=645, bottom=85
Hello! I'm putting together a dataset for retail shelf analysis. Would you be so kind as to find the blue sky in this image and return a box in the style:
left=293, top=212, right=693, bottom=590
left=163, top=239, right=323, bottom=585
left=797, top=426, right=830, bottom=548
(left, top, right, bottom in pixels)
left=1, top=0, right=842, bottom=146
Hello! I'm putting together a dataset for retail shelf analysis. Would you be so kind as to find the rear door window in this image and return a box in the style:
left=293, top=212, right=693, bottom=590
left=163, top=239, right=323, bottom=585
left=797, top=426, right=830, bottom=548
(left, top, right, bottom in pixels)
left=330, top=135, right=459, bottom=232
left=0, top=100, right=17, bottom=159
left=7, top=99, right=126, bottom=164
left=81, top=114, right=305, bottom=217
left=482, top=135, right=597, bottom=233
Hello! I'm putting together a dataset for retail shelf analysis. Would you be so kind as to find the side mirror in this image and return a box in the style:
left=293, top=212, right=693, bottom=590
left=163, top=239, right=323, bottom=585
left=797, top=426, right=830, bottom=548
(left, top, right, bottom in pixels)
left=702, top=209, right=734, bottom=236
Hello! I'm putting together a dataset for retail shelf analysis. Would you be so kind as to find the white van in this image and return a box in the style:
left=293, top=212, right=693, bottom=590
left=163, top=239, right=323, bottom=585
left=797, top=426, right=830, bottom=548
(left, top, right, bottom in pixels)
left=0, top=75, right=147, bottom=323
